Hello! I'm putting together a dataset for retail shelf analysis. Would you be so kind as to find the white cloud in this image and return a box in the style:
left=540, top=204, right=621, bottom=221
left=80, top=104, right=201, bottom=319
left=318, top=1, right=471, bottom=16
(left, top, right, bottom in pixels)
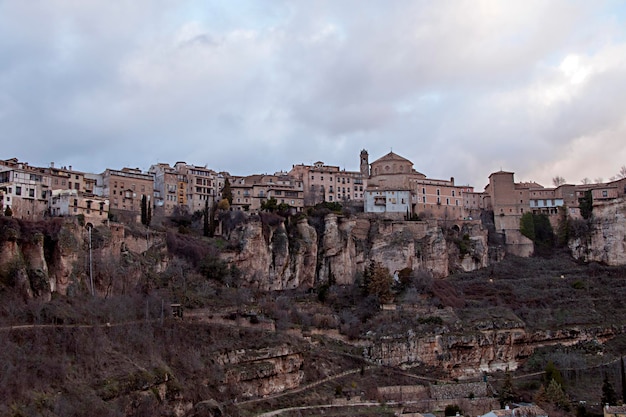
left=0, top=0, right=625, bottom=188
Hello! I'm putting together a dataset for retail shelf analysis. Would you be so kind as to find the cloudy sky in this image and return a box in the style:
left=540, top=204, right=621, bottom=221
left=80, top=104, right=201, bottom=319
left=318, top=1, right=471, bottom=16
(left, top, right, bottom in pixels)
left=1, top=1, right=626, bottom=190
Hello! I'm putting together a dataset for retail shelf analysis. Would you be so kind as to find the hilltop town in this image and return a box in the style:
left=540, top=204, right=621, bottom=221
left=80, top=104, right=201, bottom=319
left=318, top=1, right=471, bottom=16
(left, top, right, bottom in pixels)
left=2, top=150, right=626, bottom=258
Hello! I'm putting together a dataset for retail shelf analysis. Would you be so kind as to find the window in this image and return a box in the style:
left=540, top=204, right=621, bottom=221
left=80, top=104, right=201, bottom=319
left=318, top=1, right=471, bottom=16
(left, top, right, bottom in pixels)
left=15, top=186, right=21, bottom=196
left=321, top=176, right=324, bottom=181
left=436, top=189, right=440, bottom=196
left=452, top=190, right=455, bottom=197
left=29, top=189, right=35, bottom=198
left=446, top=198, right=449, bottom=205
left=602, top=190, right=608, bottom=197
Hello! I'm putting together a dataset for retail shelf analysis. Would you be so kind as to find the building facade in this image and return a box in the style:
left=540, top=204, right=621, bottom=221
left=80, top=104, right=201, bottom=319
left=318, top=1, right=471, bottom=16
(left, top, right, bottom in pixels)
left=0, top=158, right=52, bottom=220
left=289, top=151, right=367, bottom=206
left=230, top=173, right=304, bottom=212
left=102, top=168, right=155, bottom=215
left=49, top=189, right=109, bottom=224
left=365, top=151, right=473, bottom=219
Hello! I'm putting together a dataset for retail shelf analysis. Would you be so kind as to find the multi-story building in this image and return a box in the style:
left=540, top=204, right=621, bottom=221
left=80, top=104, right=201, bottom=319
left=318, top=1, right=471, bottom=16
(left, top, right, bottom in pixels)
left=102, top=168, right=154, bottom=215
left=173, top=162, right=224, bottom=213
left=149, top=163, right=181, bottom=215
left=230, top=173, right=304, bottom=212
left=49, top=189, right=109, bottom=224
left=43, top=163, right=86, bottom=193
left=289, top=150, right=368, bottom=206
left=364, top=151, right=473, bottom=219
left=0, top=158, right=52, bottom=220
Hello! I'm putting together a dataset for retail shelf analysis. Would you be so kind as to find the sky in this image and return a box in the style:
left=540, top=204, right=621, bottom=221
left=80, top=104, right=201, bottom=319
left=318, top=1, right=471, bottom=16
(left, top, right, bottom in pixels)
left=1, top=1, right=626, bottom=190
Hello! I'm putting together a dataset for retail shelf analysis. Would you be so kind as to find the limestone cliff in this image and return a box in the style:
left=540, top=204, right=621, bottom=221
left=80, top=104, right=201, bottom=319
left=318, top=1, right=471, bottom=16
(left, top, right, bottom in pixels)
left=217, top=344, right=304, bottom=398
left=0, top=218, right=165, bottom=299
left=569, top=198, right=626, bottom=265
left=364, top=323, right=621, bottom=379
left=222, top=213, right=491, bottom=289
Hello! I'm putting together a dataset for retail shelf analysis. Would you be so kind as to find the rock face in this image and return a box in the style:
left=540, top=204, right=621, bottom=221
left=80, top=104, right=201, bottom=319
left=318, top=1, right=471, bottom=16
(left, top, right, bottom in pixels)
left=0, top=218, right=165, bottom=299
left=223, top=214, right=491, bottom=289
left=217, top=344, right=304, bottom=398
left=364, top=325, right=622, bottom=379
left=570, top=199, right=626, bottom=265
left=1, top=211, right=494, bottom=295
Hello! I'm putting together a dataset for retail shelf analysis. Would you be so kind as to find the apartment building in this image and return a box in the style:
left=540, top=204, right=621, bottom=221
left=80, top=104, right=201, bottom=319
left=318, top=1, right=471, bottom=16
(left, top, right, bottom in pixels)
left=173, top=162, right=224, bottom=213
left=0, top=158, right=51, bottom=220
left=230, top=173, right=304, bottom=212
left=102, top=168, right=154, bottom=215
left=289, top=150, right=368, bottom=206
left=149, top=163, right=181, bottom=215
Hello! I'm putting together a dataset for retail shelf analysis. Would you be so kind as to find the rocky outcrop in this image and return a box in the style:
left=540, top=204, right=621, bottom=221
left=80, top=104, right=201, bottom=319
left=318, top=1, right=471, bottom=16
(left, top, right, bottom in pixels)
left=364, top=324, right=622, bottom=379
left=570, top=199, right=626, bottom=265
left=217, top=344, right=304, bottom=398
left=222, top=217, right=318, bottom=290
left=223, top=214, right=490, bottom=289
left=0, top=218, right=165, bottom=299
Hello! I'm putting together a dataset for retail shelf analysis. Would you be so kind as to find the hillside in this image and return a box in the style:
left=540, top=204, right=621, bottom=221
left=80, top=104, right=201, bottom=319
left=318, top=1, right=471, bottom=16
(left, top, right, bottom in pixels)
left=1, top=208, right=626, bottom=416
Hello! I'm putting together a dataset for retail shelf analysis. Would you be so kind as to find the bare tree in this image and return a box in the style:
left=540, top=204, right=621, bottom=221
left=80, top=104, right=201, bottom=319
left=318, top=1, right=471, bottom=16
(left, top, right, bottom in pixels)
left=552, top=176, right=566, bottom=186
left=618, top=165, right=626, bottom=179
left=594, top=177, right=604, bottom=184
left=581, top=177, right=591, bottom=185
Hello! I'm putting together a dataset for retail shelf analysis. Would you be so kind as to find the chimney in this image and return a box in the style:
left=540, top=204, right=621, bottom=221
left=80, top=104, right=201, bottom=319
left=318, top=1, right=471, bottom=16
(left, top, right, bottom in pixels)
left=69, top=165, right=72, bottom=171
left=50, top=162, right=55, bottom=168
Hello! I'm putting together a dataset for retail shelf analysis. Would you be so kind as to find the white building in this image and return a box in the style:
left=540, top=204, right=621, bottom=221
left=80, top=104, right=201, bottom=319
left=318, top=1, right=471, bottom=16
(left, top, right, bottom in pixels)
left=364, top=189, right=411, bottom=215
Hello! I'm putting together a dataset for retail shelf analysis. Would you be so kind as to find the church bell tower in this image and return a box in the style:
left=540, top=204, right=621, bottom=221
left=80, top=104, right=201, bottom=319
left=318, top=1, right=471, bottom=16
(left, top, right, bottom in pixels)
left=360, top=149, right=369, bottom=178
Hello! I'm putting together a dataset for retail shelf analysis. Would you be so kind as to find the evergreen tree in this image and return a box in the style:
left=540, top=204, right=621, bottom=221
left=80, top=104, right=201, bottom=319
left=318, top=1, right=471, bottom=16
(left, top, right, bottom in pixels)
left=3, top=206, right=11, bottom=217
left=140, top=195, right=147, bottom=225
left=621, top=357, right=626, bottom=403
left=499, top=369, right=516, bottom=407
left=146, top=197, right=152, bottom=226
left=221, top=178, right=233, bottom=205
left=579, top=190, right=593, bottom=220
left=520, top=212, right=535, bottom=240
left=602, top=374, right=618, bottom=406
left=261, top=197, right=278, bottom=212
left=556, top=205, right=570, bottom=246
left=203, top=198, right=210, bottom=237
left=544, top=361, right=564, bottom=386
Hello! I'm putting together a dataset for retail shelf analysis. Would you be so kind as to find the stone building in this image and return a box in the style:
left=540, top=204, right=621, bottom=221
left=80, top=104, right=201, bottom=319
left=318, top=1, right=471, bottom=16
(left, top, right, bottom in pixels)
left=364, top=151, right=473, bottom=219
left=230, top=173, right=304, bottom=212
left=289, top=150, right=368, bottom=206
left=102, top=168, right=154, bottom=218
left=49, top=189, right=109, bottom=224
left=0, top=158, right=52, bottom=220
left=173, top=162, right=225, bottom=214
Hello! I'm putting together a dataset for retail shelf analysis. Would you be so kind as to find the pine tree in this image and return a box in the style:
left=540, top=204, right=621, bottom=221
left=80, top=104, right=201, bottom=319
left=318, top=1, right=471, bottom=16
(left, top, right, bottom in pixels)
left=222, top=178, right=233, bottom=205
left=602, top=374, right=618, bottom=406
left=140, top=195, right=147, bottom=225
left=146, top=197, right=152, bottom=226
left=203, top=198, right=210, bottom=237
left=579, top=190, right=593, bottom=220
left=621, top=357, right=626, bottom=403
left=499, top=369, right=515, bottom=407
